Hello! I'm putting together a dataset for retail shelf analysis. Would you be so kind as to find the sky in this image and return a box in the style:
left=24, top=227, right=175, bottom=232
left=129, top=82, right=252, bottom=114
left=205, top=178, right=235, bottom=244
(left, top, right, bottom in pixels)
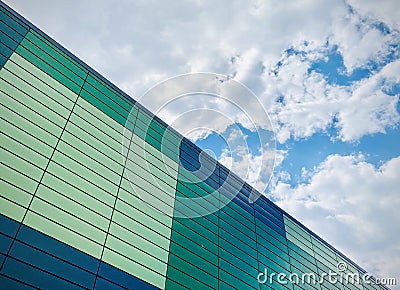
left=4, top=0, right=400, bottom=287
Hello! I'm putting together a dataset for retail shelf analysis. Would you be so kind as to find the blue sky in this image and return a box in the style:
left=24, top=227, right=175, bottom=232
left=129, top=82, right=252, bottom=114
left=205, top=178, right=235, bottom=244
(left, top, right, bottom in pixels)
left=5, top=0, right=400, bottom=286
left=194, top=36, right=399, bottom=189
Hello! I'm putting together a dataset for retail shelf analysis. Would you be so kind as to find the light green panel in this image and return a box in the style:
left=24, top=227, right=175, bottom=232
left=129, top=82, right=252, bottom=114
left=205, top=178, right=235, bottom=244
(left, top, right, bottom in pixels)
left=22, top=95, right=126, bottom=264
left=4, top=52, right=76, bottom=110
left=35, top=184, right=110, bottom=231
left=102, top=248, right=165, bottom=289
left=51, top=150, right=118, bottom=195
left=0, top=114, right=53, bottom=156
left=108, top=222, right=169, bottom=261
left=56, top=139, right=122, bottom=185
left=45, top=160, right=115, bottom=207
left=128, top=138, right=178, bottom=190
left=29, top=197, right=107, bottom=242
left=1, top=87, right=62, bottom=139
left=0, top=49, right=79, bottom=225
left=123, top=133, right=178, bottom=218
left=0, top=146, right=43, bottom=182
left=61, top=130, right=123, bottom=174
left=0, top=157, right=38, bottom=199
left=0, top=179, right=31, bottom=210
left=41, top=172, right=113, bottom=219
left=131, top=134, right=178, bottom=175
left=106, top=235, right=167, bottom=275
left=74, top=97, right=129, bottom=148
left=65, top=119, right=123, bottom=167
left=106, top=133, right=178, bottom=289
left=117, top=179, right=173, bottom=234
left=26, top=196, right=107, bottom=255
left=1, top=130, right=48, bottom=169
left=283, top=215, right=315, bottom=257
left=111, top=208, right=172, bottom=267
left=24, top=210, right=103, bottom=258
left=0, top=146, right=39, bottom=221
left=0, top=106, right=56, bottom=152
left=0, top=196, right=26, bottom=222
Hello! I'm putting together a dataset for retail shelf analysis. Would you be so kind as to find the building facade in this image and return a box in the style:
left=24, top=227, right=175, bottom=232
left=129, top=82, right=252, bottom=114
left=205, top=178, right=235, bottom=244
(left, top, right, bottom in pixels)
left=0, top=2, right=387, bottom=290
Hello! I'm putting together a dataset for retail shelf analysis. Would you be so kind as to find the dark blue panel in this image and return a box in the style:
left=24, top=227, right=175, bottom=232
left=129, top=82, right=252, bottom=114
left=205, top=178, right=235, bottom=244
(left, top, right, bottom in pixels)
left=180, top=138, right=219, bottom=172
left=0, top=19, right=24, bottom=42
left=16, top=225, right=99, bottom=274
left=0, top=6, right=29, bottom=36
left=0, top=253, right=5, bottom=268
left=255, top=196, right=285, bottom=223
left=255, top=211, right=286, bottom=238
left=1, top=257, right=83, bottom=290
left=0, top=234, right=12, bottom=255
left=231, top=195, right=254, bottom=216
left=254, top=203, right=285, bottom=232
left=0, top=34, right=15, bottom=57
left=98, top=261, right=159, bottom=290
left=0, top=6, right=28, bottom=69
left=0, top=53, right=6, bottom=64
left=0, top=213, right=20, bottom=237
left=94, top=277, right=125, bottom=290
left=179, top=150, right=201, bottom=171
left=8, top=240, right=96, bottom=289
left=0, top=273, right=35, bottom=289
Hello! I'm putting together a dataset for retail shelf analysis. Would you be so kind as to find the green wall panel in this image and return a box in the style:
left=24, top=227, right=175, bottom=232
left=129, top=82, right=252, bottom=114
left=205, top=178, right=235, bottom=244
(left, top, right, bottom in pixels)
left=166, top=166, right=219, bottom=290
left=86, top=73, right=134, bottom=116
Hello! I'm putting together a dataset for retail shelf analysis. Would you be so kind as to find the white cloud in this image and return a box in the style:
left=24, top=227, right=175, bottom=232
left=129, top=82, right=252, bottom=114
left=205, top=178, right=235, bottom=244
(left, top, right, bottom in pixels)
left=263, top=55, right=400, bottom=143
left=329, top=5, right=398, bottom=74
left=271, top=154, right=400, bottom=286
left=347, top=0, right=400, bottom=31
left=337, top=60, right=400, bottom=141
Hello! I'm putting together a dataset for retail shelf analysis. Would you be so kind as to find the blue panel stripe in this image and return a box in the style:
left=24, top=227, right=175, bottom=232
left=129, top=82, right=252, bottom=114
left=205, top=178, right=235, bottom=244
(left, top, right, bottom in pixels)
left=9, top=241, right=96, bottom=289
left=0, top=273, right=35, bottom=289
left=98, top=262, right=159, bottom=290
left=2, top=256, right=83, bottom=290
left=255, top=211, right=286, bottom=238
left=94, top=277, right=125, bottom=290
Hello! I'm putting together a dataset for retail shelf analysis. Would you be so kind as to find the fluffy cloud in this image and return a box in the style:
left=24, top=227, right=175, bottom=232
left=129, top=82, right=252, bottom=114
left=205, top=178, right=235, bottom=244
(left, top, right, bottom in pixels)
left=271, top=154, right=400, bottom=285
left=347, top=0, right=400, bottom=31
left=266, top=57, right=400, bottom=143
